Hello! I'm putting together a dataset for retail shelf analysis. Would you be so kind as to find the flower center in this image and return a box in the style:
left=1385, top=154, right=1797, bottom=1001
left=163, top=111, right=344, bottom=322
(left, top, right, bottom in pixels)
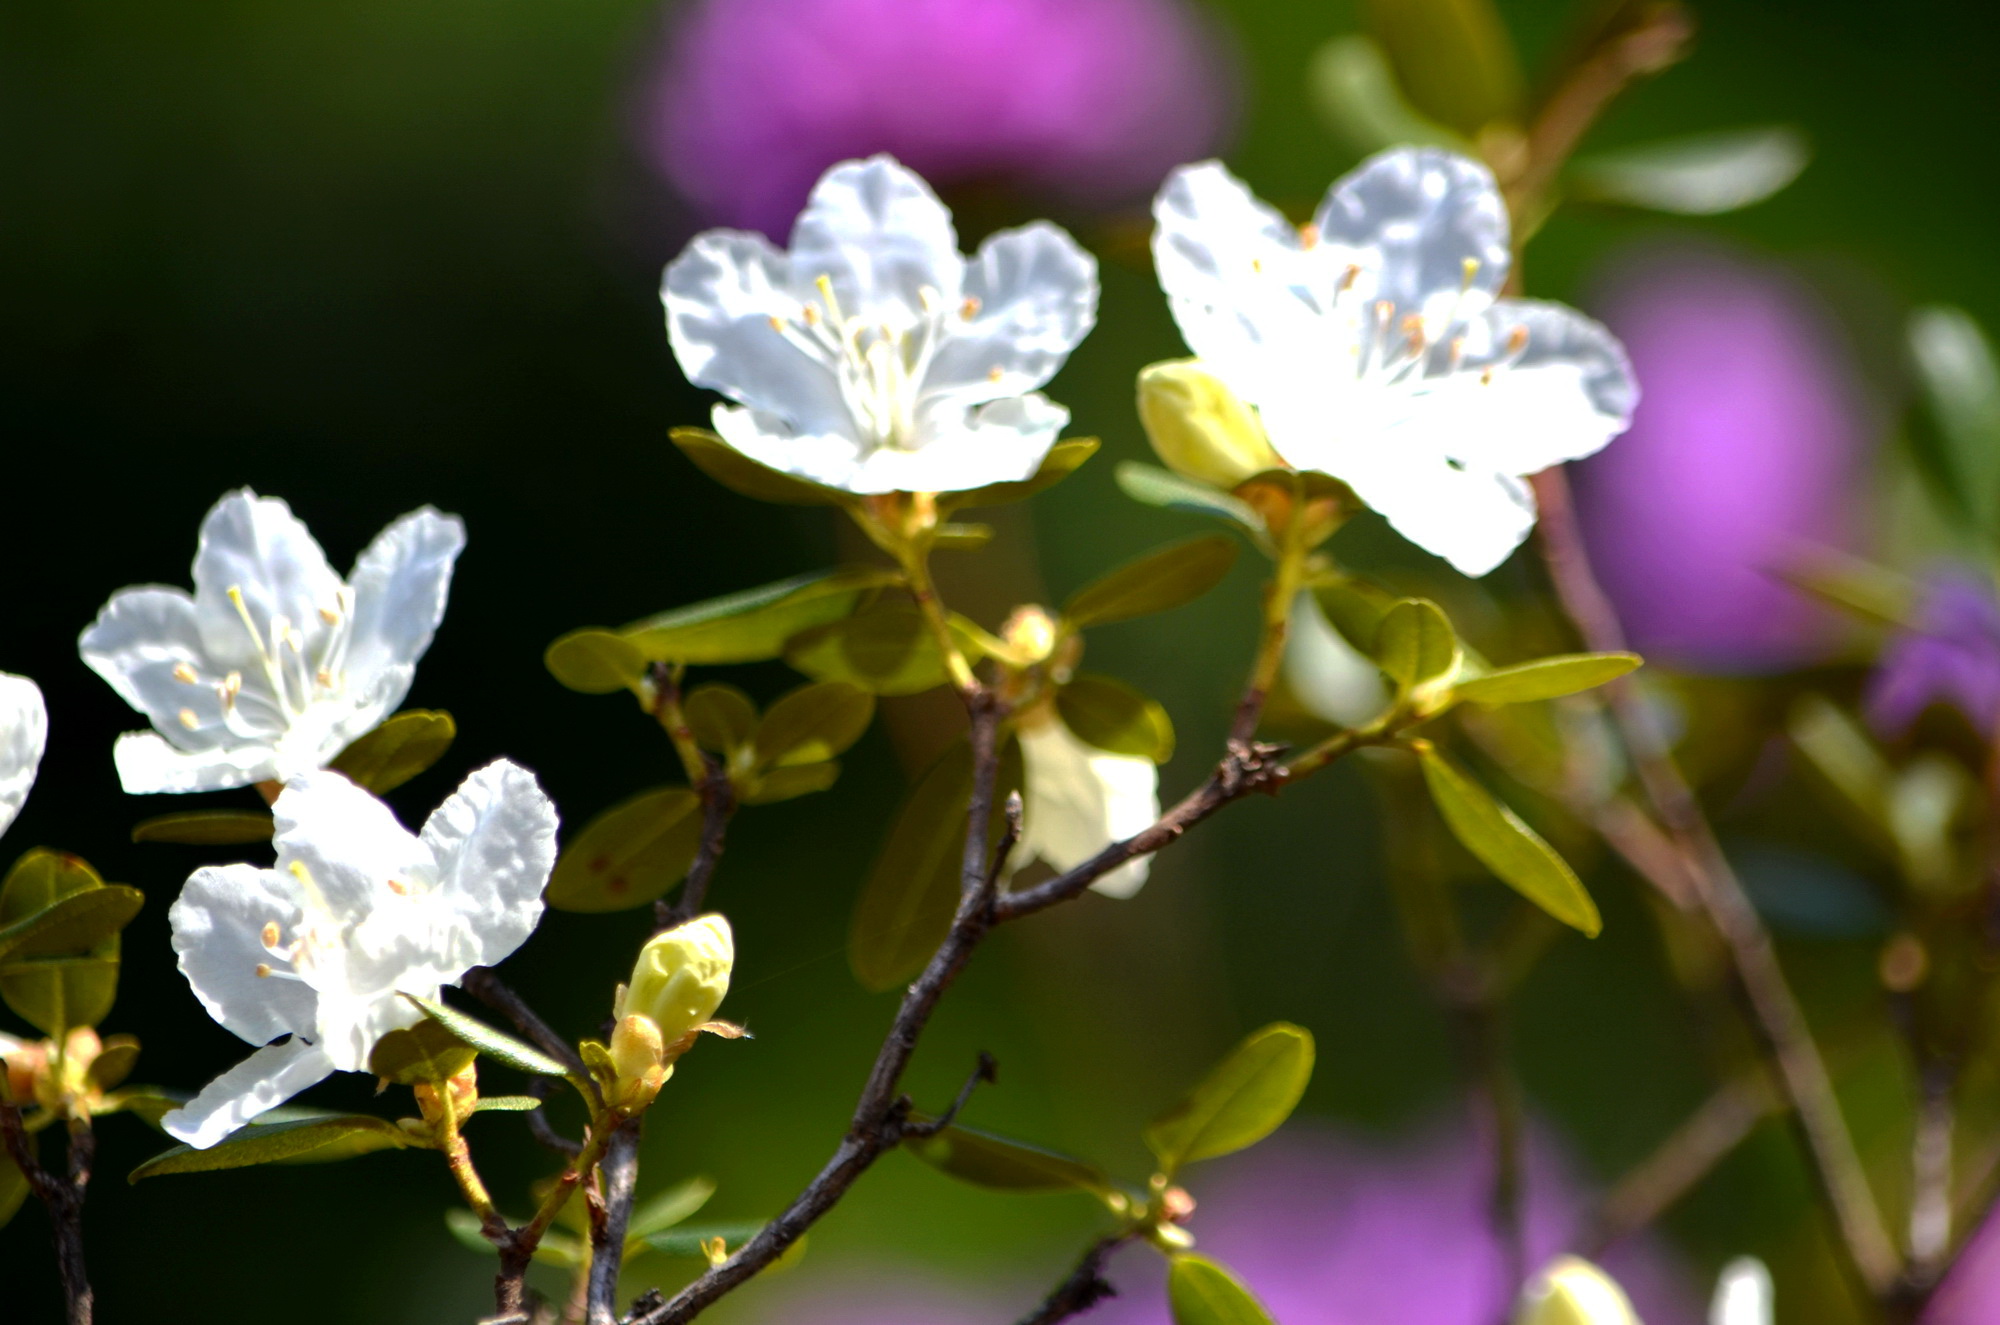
left=1328, top=258, right=1530, bottom=396
left=177, top=584, right=357, bottom=734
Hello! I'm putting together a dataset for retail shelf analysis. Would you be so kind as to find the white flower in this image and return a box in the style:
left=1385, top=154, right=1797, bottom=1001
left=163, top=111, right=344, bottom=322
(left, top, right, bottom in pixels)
left=0, top=672, right=47, bottom=841
left=1710, top=1257, right=1773, bottom=1325
left=162, top=760, right=556, bottom=1148
left=1015, top=715, right=1161, bottom=900
left=80, top=489, right=466, bottom=794
left=663, top=154, right=1099, bottom=495
left=1152, top=148, right=1638, bottom=576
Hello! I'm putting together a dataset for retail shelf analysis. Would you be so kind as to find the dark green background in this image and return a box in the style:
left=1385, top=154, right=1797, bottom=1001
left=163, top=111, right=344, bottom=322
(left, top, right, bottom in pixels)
left=1, top=1, right=1992, bottom=1319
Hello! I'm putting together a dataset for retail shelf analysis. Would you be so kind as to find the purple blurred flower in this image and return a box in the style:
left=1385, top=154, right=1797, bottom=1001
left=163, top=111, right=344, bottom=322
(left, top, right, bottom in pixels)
left=1926, top=1203, right=2000, bottom=1323
left=1865, top=569, right=2000, bottom=739
left=637, top=0, right=1234, bottom=236
left=1572, top=245, right=1876, bottom=673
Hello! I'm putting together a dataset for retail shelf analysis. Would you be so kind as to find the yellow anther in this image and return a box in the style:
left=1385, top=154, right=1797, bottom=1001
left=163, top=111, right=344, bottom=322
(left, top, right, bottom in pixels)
left=801, top=303, right=821, bottom=326
left=255, top=963, right=273, bottom=978
left=1481, top=367, right=1497, bottom=386
left=987, top=366, right=1004, bottom=382
left=316, top=668, right=334, bottom=687
left=960, top=296, right=981, bottom=320
left=1339, top=263, right=1363, bottom=293
left=1507, top=325, right=1530, bottom=355
left=1461, top=257, right=1481, bottom=289
left=1298, top=222, right=1320, bottom=248
left=178, top=708, right=199, bottom=729
left=814, top=274, right=844, bottom=322
left=289, top=860, right=311, bottom=882
left=261, top=921, right=281, bottom=948
left=173, top=662, right=199, bottom=684
left=767, top=314, right=785, bottom=332
left=1375, top=300, right=1394, bottom=321
left=387, top=878, right=410, bottom=896
left=701, top=1236, right=728, bottom=1268
left=1250, top=258, right=1262, bottom=274
left=318, top=606, right=340, bottom=625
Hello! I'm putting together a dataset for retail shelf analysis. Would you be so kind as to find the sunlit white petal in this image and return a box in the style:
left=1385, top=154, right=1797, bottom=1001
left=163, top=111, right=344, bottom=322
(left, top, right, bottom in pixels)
left=1016, top=719, right=1161, bottom=900
left=162, top=1037, right=337, bottom=1150
left=171, top=862, right=319, bottom=1047
left=0, top=674, right=47, bottom=839
left=415, top=759, right=558, bottom=975
left=1710, top=1257, right=1774, bottom=1325
left=1284, top=593, right=1389, bottom=727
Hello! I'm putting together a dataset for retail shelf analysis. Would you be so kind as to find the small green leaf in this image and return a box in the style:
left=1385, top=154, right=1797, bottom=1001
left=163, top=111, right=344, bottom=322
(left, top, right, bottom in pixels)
left=784, top=599, right=986, bottom=696
left=368, top=1016, right=479, bottom=1086
left=672, top=427, right=851, bottom=507
left=402, top=993, right=571, bottom=1078
left=130, top=1114, right=414, bottom=1180
left=0, top=851, right=139, bottom=1034
left=1055, top=675, right=1175, bottom=763
left=471, top=1095, right=544, bottom=1113
left=0, top=886, right=144, bottom=963
left=1114, top=462, right=1264, bottom=539
left=545, top=787, right=702, bottom=913
left=545, top=630, right=649, bottom=696
left=0, top=1151, right=30, bottom=1229
left=1374, top=598, right=1460, bottom=703
left=87, top=1038, right=140, bottom=1092
left=1452, top=653, right=1642, bottom=706
left=684, top=684, right=759, bottom=754
left=850, top=740, right=1023, bottom=992
left=131, top=809, right=275, bottom=846
left=623, top=567, right=903, bottom=667
left=740, top=761, right=841, bottom=806
left=626, top=1175, right=718, bottom=1242
left=943, top=438, right=1099, bottom=511
left=1063, top=535, right=1238, bottom=630
left=636, top=1222, right=768, bottom=1259
left=754, top=682, right=875, bottom=768
left=1910, top=306, right=2000, bottom=541
left=1569, top=126, right=1809, bottom=216
left=1, top=954, right=122, bottom=1037
left=905, top=1124, right=1113, bottom=1197
left=329, top=710, right=457, bottom=794
left=1364, top=0, right=1524, bottom=137
left=1145, top=1023, right=1315, bottom=1178
left=1168, top=1254, right=1278, bottom=1325
left=933, top=523, right=994, bottom=551
left=1310, top=576, right=1401, bottom=655
left=1308, top=33, right=1466, bottom=153
left=1414, top=742, right=1601, bottom=937
left=445, top=1208, right=583, bottom=1267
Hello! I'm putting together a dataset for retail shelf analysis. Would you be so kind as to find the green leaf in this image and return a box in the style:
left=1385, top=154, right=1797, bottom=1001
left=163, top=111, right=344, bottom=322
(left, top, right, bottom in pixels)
left=671, top=427, right=850, bottom=507
left=329, top=710, right=457, bottom=794
left=131, top=808, right=275, bottom=846
left=130, top=1114, right=414, bottom=1180
left=784, top=599, right=986, bottom=696
left=1, top=954, right=122, bottom=1037
left=740, top=761, right=842, bottom=806
left=626, top=1174, right=717, bottom=1242
left=1910, top=305, right=2000, bottom=541
left=1114, top=462, right=1264, bottom=539
left=1569, top=126, right=1809, bottom=216
left=1452, top=653, right=1642, bottom=706
left=1168, top=1254, right=1278, bottom=1325
left=684, top=683, right=759, bottom=754
left=623, top=567, right=903, bottom=667
left=1055, top=675, right=1175, bottom=763
left=754, top=682, right=875, bottom=768
left=1374, top=598, right=1461, bottom=701
left=1415, top=743, right=1601, bottom=936
left=0, top=885, right=144, bottom=963
left=445, top=1208, right=584, bottom=1267
left=1308, top=34, right=1466, bottom=153
left=0, top=850, right=139, bottom=1034
left=107, top=1086, right=186, bottom=1130
left=545, top=787, right=703, bottom=913
left=943, top=438, right=1099, bottom=511
left=1364, top=0, right=1524, bottom=137
left=545, top=629, right=649, bottom=696
left=87, top=1037, right=140, bottom=1092
left=471, top=1095, right=543, bottom=1113
left=0, top=1149, right=27, bottom=1229
left=401, top=993, right=571, bottom=1078
left=368, top=1016, right=480, bottom=1085
left=933, top=523, right=994, bottom=551
left=1310, top=576, right=1402, bottom=656
left=635, top=1221, right=768, bottom=1259
left=1063, top=535, right=1238, bottom=630
left=850, top=740, right=1023, bottom=992
left=905, top=1123, right=1113, bottom=1197
left=1145, top=1023, right=1315, bottom=1178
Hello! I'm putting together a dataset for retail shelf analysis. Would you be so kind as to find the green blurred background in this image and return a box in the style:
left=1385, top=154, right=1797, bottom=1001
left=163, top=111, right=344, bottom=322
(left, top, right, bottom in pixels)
left=3, top=0, right=1996, bottom=1318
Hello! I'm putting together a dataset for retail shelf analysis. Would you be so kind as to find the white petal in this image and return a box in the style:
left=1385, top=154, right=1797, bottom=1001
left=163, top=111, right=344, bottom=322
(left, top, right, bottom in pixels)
left=1283, top=593, right=1389, bottom=728
left=1349, top=454, right=1538, bottom=577
left=0, top=674, right=46, bottom=839
left=1313, top=147, right=1511, bottom=334
left=1710, top=1258, right=1773, bottom=1325
left=417, top=759, right=557, bottom=976
left=664, top=229, right=857, bottom=438
left=111, top=730, right=282, bottom=795
left=338, top=506, right=465, bottom=712
left=1447, top=299, right=1638, bottom=473
left=272, top=771, right=430, bottom=925
left=162, top=1037, right=336, bottom=1149
left=171, top=863, right=318, bottom=1046
left=716, top=394, right=1068, bottom=496
left=787, top=156, right=964, bottom=322
left=1017, top=721, right=1161, bottom=900
left=923, top=222, right=1098, bottom=401
left=188, top=490, right=345, bottom=671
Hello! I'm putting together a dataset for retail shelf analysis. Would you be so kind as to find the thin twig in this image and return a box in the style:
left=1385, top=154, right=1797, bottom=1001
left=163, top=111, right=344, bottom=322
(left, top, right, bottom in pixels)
left=1014, top=1234, right=1132, bottom=1325
left=463, top=967, right=589, bottom=1080
left=587, top=1119, right=644, bottom=1325
left=1, top=1102, right=92, bottom=1325
left=1443, top=969, right=1527, bottom=1319
left=1578, top=1073, right=1778, bottom=1256
left=660, top=755, right=735, bottom=929
left=902, top=1052, right=1001, bottom=1141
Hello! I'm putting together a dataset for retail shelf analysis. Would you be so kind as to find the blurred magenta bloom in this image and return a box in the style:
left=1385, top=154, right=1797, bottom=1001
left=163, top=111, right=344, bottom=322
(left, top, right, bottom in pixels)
left=1925, top=1202, right=2000, bottom=1323
left=1572, top=245, right=1875, bottom=672
left=1865, top=569, right=2000, bottom=739
left=638, top=0, right=1233, bottom=236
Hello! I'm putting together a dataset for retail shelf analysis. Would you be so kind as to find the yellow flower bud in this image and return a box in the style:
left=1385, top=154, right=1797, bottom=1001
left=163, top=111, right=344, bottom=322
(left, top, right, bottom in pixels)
left=1515, top=1257, right=1643, bottom=1325
left=609, top=1014, right=669, bottom=1112
left=622, top=914, right=734, bottom=1054
left=1136, top=360, right=1285, bottom=489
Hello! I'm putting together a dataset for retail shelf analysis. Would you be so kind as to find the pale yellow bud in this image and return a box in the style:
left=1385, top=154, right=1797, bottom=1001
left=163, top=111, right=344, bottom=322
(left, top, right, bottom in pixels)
left=609, top=1013, right=669, bottom=1112
left=1135, top=360, right=1285, bottom=489
left=1515, top=1257, right=1643, bottom=1325
left=1000, top=606, right=1060, bottom=666
left=624, top=914, right=735, bottom=1052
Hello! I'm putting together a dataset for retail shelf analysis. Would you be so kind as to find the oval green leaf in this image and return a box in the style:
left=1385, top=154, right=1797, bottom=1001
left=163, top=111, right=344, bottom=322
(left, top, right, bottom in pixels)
left=545, top=629, right=650, bottom=696
left=1569, top=125, right=1809, bottom=216
left=622, top=567, right=903, bottom=666
left=1145, top=1023, right=1315, bottom=1178
left=131, top=808, right=276, bottom=846
left=755, top=682, right=875, bottom=768
left=1374, top=598, right=1460, bottom=697
left=740, top=761, right=841, bottom=806
left=129, top=1114, right=413, bottom=1181
left=1168, top=1254, right=1278, bottom=1325
left=626, top=1174, right=718, bottom=1243
left=0, top=886, right=143, bottom=964
left=905, top=1123, right=1113, bottom=1197
left=1114, top=461, right=1265, bottom=539
left=1055, top=674, right=1175, bottom=763
left=401, top=992, right=571, bottom=1078
left=1363, top=0, right=1524, bottom=137
left=1414, top=742, right=1601, bottom=937
left=672, top=426, right=851, bottom=507
left=368, top=1016, right=479, bottom=1085
left=546, top=787, right=703, bottom=913
left=933, top=522, right=995, bottom=551
left=0, top=1151, right=26, bottom=1229
left=329, top=710, right=457, bottom=794
left=943, top=437, right=1099, bottom=511
left=1063, top=535, right=1238, bottom=630
left=1451, top=653, right=1642, bottom=707
left=783, top=599, right=979, bottom=696
left=684, top=683, right=758, bottom=754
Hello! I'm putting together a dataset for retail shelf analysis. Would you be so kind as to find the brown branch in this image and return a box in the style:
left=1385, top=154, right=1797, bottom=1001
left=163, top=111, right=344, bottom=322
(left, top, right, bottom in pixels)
left=587, top=1118, right=644, bottom=1325
left=902, top=1052, right=1001, bottom=1142
left=658, top=751, right=735, bottom=931
left=463, top=968, right=589, bottom=1081
left=1532, top=466, right=1900, bottom=1295
left=1014, top=1235, right=1132, bottom=1325
left=1, top=1102, right=92, bottom=1325
left=1578, top=1073, right=1777, bottom=1256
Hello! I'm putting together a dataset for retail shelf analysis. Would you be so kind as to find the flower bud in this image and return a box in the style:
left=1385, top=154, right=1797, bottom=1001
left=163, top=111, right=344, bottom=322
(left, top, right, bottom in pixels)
left=1136, top=360, right=1285, bottom=489
left=621, top=914, right=735, bottom=1055
left=1515, top=1256, right=1642, bottom=1325
left=0, top=1033, right=43, bottom=1105
left=610, top=1014, right=670, bottom=1113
